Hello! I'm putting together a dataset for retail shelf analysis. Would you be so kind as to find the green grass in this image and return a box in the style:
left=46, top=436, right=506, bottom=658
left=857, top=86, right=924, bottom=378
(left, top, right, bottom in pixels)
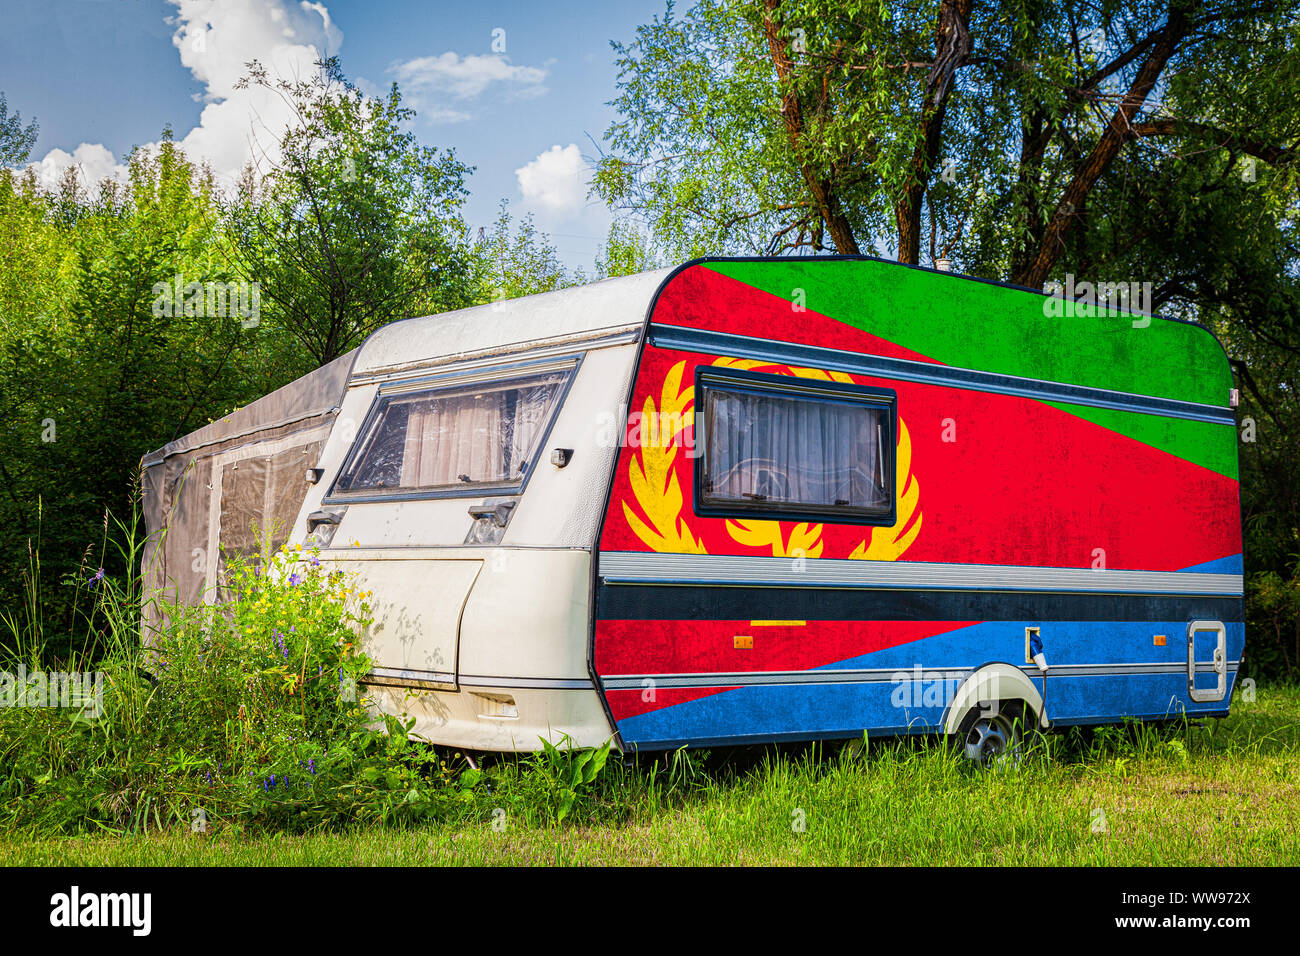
left=3, top=685, right=1297, bottom=867
left=4, top=510, right=1295, bottom=865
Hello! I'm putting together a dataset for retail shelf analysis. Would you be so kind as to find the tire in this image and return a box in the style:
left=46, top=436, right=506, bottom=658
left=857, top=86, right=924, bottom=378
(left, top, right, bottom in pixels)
left=955, top=699, right=1026, bottom=769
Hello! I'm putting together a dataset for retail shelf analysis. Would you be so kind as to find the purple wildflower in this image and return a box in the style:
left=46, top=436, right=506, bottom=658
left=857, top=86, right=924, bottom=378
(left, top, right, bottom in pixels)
left=308, top=758, right=316, bottom=775
left=287, top=572, right=302, bottom=586
left=89, top=567, right=105, bottom=589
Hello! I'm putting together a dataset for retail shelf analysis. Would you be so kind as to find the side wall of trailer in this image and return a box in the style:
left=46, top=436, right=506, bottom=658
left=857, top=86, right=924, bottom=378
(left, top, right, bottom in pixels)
left=592, top=259, right=1244, bottom=750
left=296, top=339, right=635, bottom=749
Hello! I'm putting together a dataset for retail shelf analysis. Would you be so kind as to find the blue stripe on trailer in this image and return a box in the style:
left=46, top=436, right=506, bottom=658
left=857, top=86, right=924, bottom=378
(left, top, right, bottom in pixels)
left=613, top=620, right=1245, bottom=748
left=619, top=669, right=1237, bottom=750
left=1178, top=554, right=1244, bottom=574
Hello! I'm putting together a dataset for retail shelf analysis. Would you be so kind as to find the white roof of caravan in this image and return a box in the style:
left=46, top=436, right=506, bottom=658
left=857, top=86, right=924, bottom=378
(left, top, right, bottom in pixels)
left=353, top=267, right=675, bottom=376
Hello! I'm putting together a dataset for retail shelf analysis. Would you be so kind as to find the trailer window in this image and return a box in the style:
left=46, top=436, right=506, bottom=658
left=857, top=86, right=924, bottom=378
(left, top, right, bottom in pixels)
left=697, top=370, right=895, bottom=524
left=331, top=369, right=570, bottom=497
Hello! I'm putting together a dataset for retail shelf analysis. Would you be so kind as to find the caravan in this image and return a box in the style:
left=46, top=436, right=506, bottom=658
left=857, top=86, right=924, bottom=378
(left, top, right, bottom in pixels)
left=141, top=257, right=1244, bottom=760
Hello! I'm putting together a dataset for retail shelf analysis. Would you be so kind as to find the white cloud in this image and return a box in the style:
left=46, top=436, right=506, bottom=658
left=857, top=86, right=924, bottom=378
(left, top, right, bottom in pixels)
left=516, top=144, right=589, bottom=215
left=27, top=143, right=127, bottom=192
left=170, top=0, right=342, bottom=103
left=25, top=0, right=342, bottom=191
left=512, top=143, right=613, bottom=269
left=388, top=52, right=547, bottom=123
left=511, top=144, right=615, bottom=270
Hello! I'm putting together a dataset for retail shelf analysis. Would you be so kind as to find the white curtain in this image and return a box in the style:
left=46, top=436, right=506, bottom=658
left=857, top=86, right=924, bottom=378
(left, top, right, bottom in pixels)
left=705, top=389, right=886, bottom=509
left=398, top=382, right=556, bottom=488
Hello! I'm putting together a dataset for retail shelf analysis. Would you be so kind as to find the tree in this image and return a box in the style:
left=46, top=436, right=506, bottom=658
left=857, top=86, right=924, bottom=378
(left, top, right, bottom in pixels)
left=228, top=58, right=478, bottom=367
left=473, top=200, right=583, bottom=300
left=0, top=139, right=271, bottom=653
left=595, top=219, right=665, bottom=279
left=0, top=92, right=39, bottom=166
left=595, top=1, right=809, bottom=259
left=596, top=0, right=1300, bottom=286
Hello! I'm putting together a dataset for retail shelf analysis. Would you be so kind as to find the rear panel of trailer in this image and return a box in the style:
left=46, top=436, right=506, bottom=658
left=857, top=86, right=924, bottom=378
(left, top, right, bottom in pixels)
left=592, top=258, right=1243, bottom=750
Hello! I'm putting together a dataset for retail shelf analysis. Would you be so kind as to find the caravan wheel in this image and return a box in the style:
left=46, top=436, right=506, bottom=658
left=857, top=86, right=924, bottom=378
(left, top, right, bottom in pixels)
left=957, top=701, right=1024, bottom=769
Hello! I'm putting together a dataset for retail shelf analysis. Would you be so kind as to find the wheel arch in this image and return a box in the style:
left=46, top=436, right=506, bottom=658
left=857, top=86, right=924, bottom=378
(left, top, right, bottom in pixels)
left=942, top=662, right=1048, bottom=736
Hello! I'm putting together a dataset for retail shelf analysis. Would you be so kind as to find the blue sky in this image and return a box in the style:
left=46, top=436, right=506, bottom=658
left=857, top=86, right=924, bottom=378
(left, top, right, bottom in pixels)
left=0, top=0, right=668, bottom=268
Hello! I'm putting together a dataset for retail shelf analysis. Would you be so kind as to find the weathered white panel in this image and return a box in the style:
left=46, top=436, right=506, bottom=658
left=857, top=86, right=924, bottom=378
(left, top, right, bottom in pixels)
left=315, top=552, right=483, bottom=688
left=353, top=269, right=671, bottom=376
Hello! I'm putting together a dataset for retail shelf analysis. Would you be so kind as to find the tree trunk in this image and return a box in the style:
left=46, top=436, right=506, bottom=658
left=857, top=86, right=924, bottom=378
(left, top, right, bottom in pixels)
left=762, top=0, right=860, bottom=255
left=1016, top=1, right=1191, bottom=288
left=895, top=0, right=973, bottom=265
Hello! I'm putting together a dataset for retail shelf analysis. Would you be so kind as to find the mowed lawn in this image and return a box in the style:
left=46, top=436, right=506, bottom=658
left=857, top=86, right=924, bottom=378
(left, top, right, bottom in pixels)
left=2, top=686, right=1297, bottom=866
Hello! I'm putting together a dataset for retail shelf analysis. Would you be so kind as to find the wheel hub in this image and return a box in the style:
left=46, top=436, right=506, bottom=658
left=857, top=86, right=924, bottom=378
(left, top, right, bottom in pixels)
left=965, top=719, right=1010, bottom=767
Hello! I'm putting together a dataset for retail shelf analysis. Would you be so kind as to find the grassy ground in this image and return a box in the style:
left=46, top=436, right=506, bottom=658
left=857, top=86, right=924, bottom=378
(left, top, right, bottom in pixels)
left=2, top=686, right=1297, bottom=867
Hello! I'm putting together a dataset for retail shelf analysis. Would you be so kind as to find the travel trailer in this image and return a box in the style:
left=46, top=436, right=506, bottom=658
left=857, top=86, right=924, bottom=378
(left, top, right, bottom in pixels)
left=141, top=257, right=1244, bottom=762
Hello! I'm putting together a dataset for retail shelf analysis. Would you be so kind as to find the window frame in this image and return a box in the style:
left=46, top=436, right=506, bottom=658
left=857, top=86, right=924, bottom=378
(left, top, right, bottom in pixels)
left=692, top=365, right=898, bottom=527
left=323, top=356, right=580, bottom=505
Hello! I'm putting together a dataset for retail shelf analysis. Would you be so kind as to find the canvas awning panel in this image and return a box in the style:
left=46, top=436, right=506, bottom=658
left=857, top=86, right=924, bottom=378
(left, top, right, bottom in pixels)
left=139, top=351, right=356, bottom=632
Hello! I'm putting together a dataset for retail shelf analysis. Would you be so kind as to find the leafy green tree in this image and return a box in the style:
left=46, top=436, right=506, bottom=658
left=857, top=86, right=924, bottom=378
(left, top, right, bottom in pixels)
left=597, top=0, right=1299, bottom=285
left=0, top=169, right=77, bottom=557
left=595, top=219, right=665, bottom=279
left=0, top=139, right=271, bottom=653
left=473, top=200, right=584, bottom=299
left=595, top=1, right=805, bottom=259
left=228, top=58, right=478, bottom=366
left=0, top=92, right=39, bottom=166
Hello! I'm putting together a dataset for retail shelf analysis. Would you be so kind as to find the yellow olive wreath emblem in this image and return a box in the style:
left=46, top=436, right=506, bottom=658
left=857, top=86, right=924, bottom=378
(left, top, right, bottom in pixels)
left=621, top=359, right=707, bottom=553
left=622, top=358, right=921, bottom=560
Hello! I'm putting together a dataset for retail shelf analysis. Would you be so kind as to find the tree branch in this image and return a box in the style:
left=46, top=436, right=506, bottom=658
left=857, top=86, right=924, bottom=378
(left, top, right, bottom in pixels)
left=1130, top=118, right=1297, bottom=167
left=1018, top=1, right=1192, bottom=289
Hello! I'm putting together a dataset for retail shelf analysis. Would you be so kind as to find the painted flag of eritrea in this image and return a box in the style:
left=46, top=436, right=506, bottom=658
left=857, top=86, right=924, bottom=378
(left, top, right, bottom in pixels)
left=594, top=257, right=1242, bottom=747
